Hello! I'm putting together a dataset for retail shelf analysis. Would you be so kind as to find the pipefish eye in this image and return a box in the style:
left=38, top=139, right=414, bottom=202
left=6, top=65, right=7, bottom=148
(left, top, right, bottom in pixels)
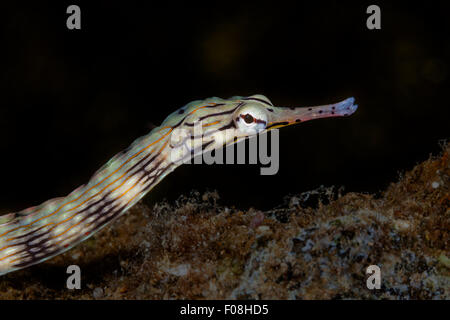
left=243, top=114, right=254, bottom=124
left=234, top=105, right=268, bottom=133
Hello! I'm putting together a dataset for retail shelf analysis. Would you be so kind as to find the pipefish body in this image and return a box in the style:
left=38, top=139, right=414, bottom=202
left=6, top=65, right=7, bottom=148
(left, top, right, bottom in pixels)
left=0, top=94, right=357, bottom=276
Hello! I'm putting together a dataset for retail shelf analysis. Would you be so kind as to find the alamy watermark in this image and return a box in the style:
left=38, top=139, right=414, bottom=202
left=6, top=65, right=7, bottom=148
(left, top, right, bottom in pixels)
left=366, top=265, right=381, bottom=290
left=66, top=5, right=381, bottom=31
left=169, top=121, right=280, bottom=175
left=66, top=264, right=81, bottom=289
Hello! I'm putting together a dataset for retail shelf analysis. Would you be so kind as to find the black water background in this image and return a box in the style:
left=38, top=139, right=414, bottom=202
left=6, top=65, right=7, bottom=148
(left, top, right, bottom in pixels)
left=0, top=1, right=448, bottom=212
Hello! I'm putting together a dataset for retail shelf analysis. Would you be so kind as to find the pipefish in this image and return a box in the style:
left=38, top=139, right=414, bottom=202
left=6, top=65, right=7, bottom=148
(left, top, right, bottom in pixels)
left=0, top=94, right=357, bottom=276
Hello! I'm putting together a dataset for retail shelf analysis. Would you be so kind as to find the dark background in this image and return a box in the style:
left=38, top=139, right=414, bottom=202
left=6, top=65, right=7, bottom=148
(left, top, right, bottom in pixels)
left=0, top=1, right=449, bottom=213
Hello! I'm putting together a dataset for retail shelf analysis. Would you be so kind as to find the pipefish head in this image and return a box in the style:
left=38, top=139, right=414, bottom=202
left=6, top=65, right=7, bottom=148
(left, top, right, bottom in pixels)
left=166, top=94, right=358, bottom=161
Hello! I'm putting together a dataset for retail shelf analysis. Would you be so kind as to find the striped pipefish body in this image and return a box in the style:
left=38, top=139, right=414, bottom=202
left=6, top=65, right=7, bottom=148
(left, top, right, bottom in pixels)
left=0, top=94, right=357, bottom=276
